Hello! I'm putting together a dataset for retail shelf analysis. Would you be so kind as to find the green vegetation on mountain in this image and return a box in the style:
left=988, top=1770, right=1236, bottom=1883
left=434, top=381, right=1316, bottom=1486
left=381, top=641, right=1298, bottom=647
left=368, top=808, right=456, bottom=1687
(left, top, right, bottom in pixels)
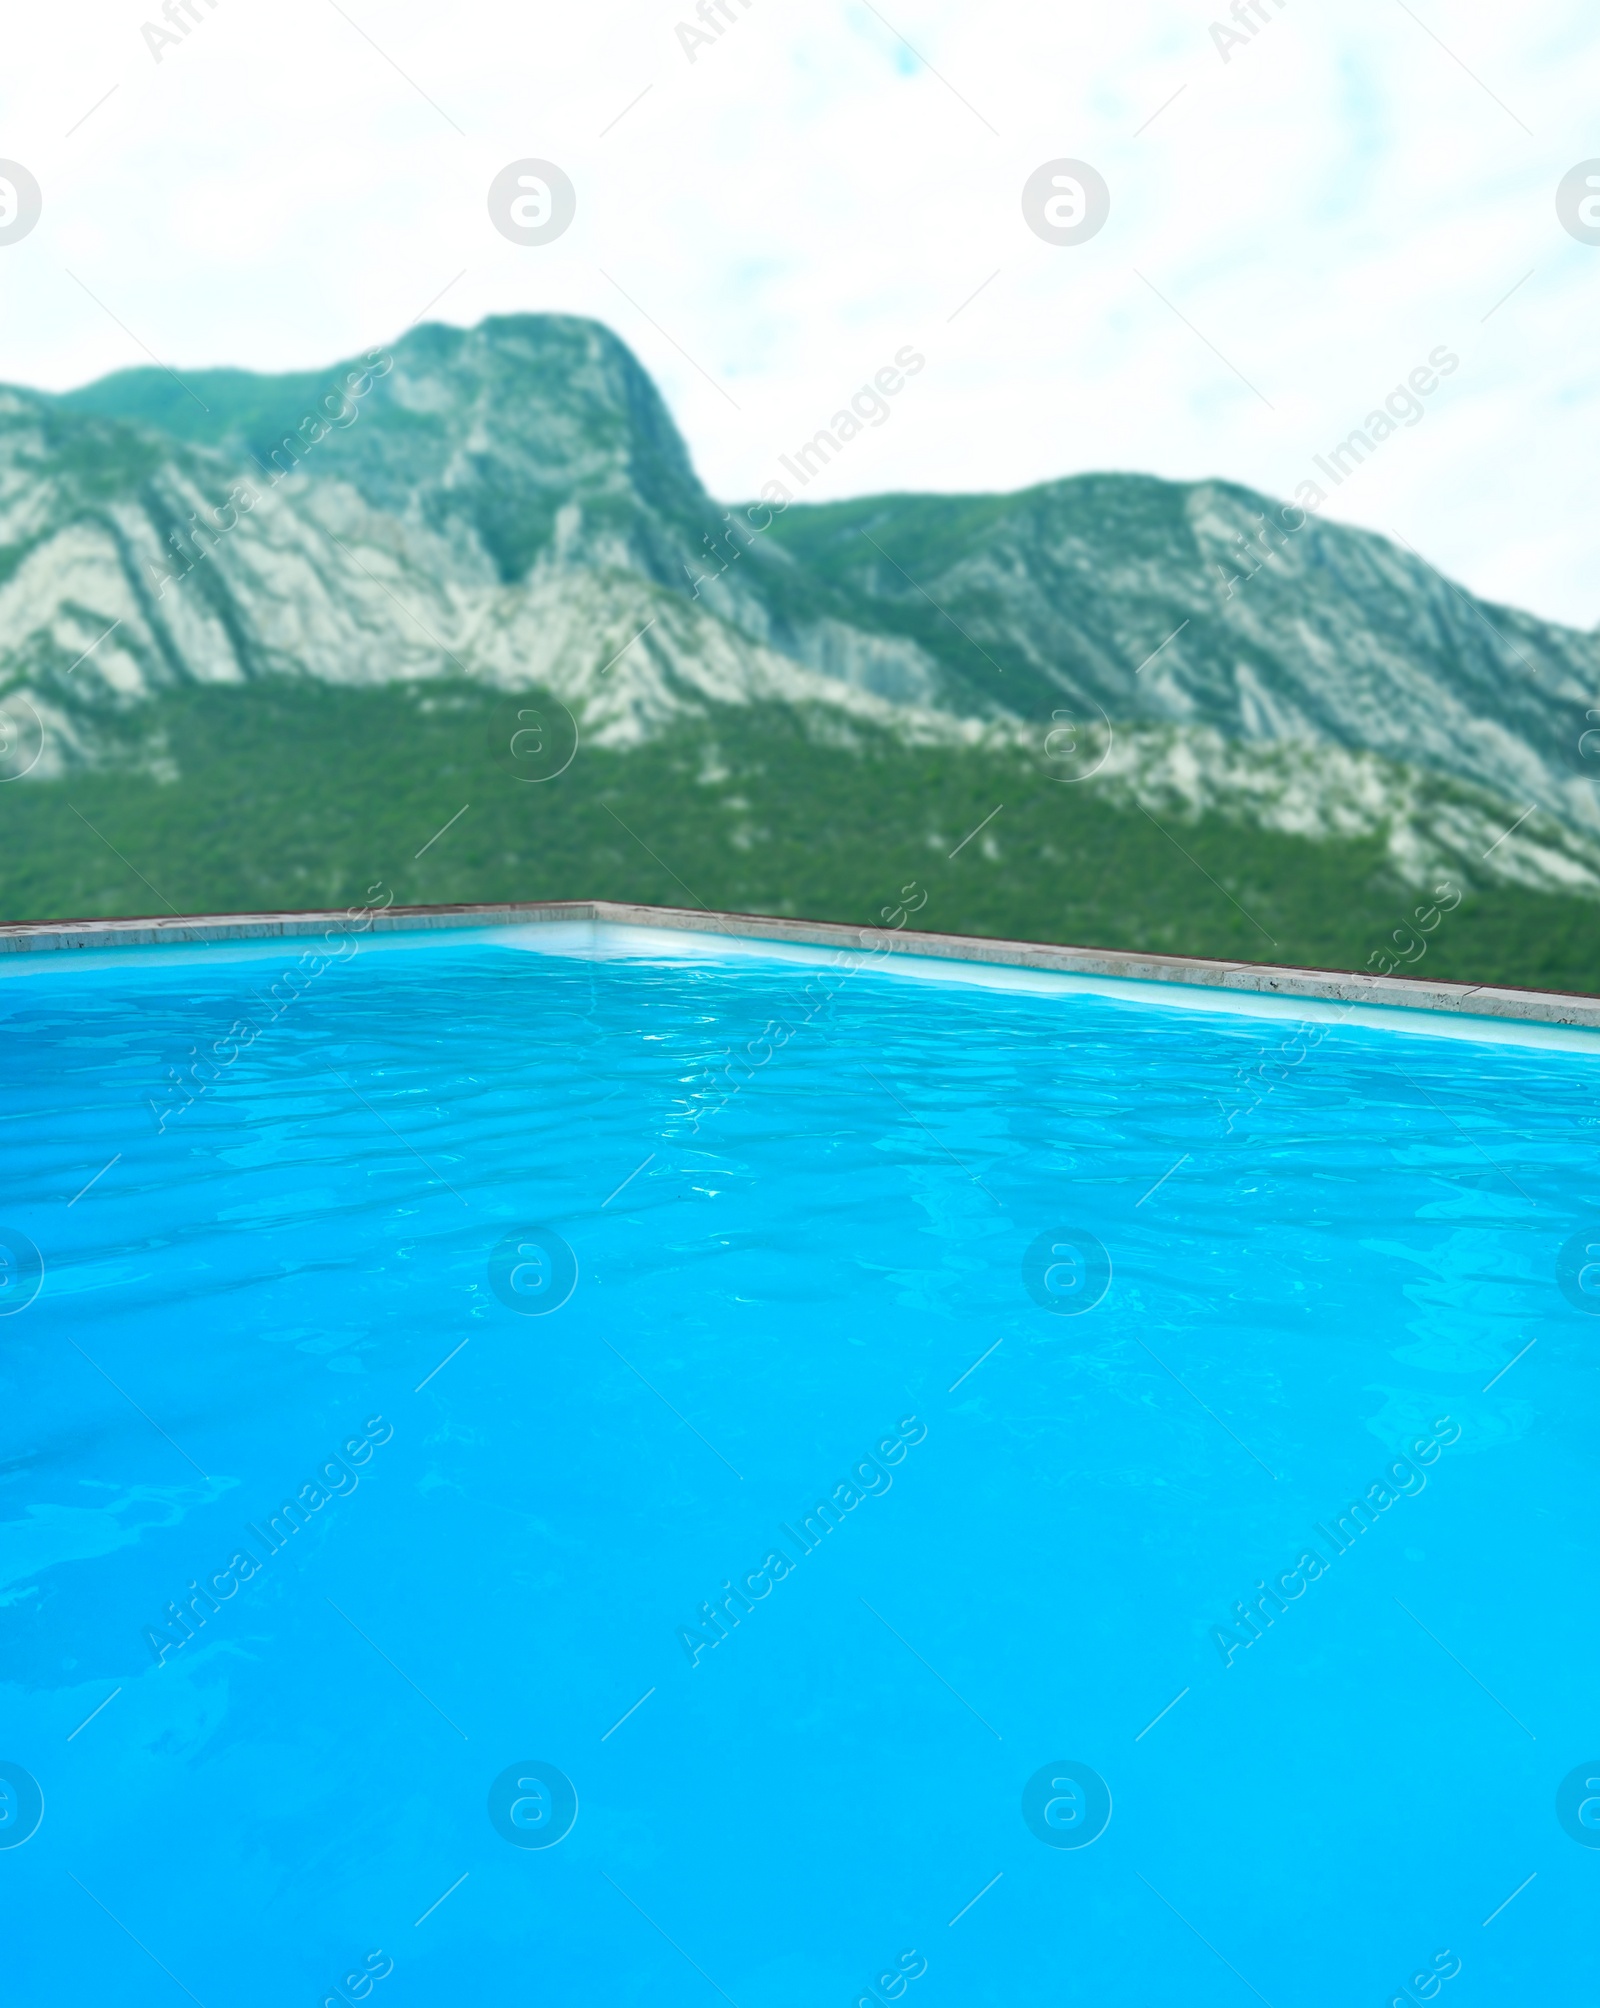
left=0, top=311, right=1594, bottom=989
left=1, top=681, right=1595, bottom=995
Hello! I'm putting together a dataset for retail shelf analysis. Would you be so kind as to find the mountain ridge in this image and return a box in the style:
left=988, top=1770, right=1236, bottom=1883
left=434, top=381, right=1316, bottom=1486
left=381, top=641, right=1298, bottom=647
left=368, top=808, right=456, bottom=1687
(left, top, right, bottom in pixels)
left=1, top=311, right=1596, bottom=915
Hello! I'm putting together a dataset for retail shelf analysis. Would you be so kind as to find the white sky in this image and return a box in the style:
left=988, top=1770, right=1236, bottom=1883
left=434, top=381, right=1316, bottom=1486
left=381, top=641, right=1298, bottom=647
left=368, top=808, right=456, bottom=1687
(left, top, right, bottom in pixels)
left=2, top=0, right=1597, bottom=625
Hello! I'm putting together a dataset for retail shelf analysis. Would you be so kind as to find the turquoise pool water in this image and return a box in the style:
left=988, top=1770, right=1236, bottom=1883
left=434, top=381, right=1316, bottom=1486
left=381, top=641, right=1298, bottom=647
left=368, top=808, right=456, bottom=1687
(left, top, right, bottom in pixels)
left=1, top=922, right=1596, bottom=2005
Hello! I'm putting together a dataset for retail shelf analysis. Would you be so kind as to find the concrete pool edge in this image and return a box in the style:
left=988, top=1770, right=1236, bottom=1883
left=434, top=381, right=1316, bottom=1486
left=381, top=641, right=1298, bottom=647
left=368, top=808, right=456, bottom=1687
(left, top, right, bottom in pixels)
left=0, top=896, right=1597, bottom=1033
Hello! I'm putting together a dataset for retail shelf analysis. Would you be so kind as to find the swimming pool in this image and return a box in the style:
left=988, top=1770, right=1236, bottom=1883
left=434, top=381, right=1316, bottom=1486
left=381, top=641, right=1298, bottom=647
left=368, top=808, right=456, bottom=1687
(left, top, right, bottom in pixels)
left=1, top=917, right=1595, bottom=2004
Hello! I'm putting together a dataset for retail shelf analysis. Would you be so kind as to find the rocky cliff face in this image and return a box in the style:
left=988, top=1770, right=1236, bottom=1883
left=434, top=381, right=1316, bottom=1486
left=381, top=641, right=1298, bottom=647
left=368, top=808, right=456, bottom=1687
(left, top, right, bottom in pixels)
left=764, top=478, right=1600, bottom=829
left=5, top=311, right=1598, bottom=900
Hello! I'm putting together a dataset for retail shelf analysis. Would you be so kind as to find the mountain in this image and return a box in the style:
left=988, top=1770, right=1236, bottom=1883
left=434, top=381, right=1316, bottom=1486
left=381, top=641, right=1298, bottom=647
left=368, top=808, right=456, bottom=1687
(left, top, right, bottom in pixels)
left=1, top=312, right=1597, bottom=983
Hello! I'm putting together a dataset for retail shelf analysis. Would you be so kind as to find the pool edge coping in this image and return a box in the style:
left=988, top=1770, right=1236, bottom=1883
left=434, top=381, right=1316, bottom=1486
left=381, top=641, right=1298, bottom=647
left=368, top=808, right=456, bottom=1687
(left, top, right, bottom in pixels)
left=0, top=897, right=1597, bottom=1032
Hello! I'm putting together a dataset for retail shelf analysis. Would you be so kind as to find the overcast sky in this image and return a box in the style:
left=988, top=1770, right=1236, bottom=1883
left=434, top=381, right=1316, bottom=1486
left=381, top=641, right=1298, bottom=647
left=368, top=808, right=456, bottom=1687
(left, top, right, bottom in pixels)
left=3, top=1, right=1597, bottom=625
